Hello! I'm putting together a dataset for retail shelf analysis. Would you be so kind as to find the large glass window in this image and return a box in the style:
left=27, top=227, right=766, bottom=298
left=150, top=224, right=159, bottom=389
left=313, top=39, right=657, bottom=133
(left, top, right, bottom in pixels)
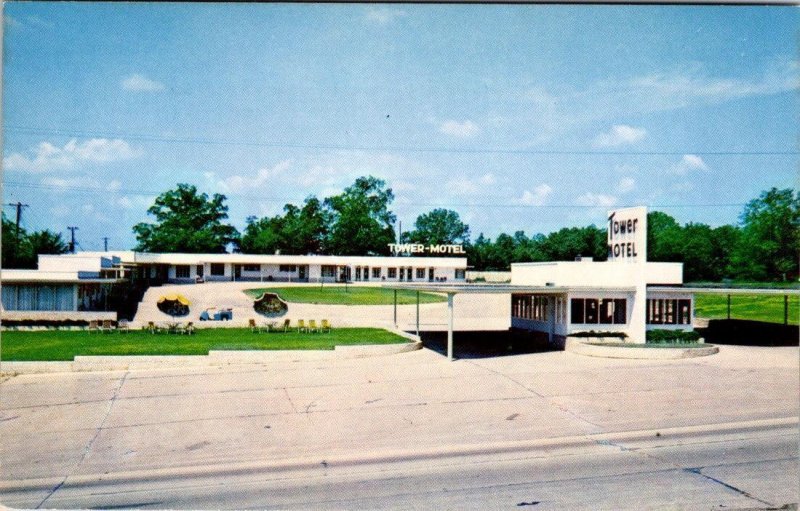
left=571, top=297, right=627, bottom=324
left=243, top=264, right=260, bottom=272
left=647, top=298, right=691, bottom=325
left=455, top=269, right=466, bottom=279
left=279, top=265, right=297, bottom=272
left=416, top=268, right=426, bottom=279
left=388, top=268, right=397, bottom=278
left=175, top=265, right=190, bottom=278
left=372, top=267, right=382, bottom=278
left=210, top=263, right=225, bottom=276
left=321, top=265, right=336, bottom=277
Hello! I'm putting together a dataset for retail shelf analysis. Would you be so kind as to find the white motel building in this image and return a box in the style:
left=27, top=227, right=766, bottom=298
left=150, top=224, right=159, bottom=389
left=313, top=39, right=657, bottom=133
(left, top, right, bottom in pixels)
left=0, top=251, right=468, bottom=319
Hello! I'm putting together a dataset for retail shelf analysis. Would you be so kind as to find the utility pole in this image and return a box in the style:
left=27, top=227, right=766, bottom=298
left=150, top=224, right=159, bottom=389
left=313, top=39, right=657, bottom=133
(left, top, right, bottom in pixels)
left=4, top=201, right=29, bottom=248
left=67, top=226, right=79, bottom=253
left=102, top=237, right=109, bottom=252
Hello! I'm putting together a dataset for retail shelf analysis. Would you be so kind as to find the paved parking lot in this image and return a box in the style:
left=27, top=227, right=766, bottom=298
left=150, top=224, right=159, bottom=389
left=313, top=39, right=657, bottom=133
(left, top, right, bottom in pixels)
left=1, top=344, right=797, bottom=509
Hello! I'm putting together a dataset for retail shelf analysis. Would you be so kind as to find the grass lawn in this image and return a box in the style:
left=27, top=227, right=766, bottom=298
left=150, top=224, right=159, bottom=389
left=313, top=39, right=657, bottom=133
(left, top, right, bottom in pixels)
left=694, top=293, right=799, bottom=325
left=243, top=286, right=447, bottom=305
left=0, top=328, right=408, bottom=362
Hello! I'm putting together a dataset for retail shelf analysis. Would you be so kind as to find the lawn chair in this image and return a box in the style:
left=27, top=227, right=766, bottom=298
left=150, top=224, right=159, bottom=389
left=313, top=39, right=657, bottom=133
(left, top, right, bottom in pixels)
left=320, top=319, right=332, bottom=333
left=88, top=320, right=100, bottom=334
left=308, top=319, right=320, bottom=333
left=248, top=318, right=259, bottom=333
left=101, top=320, right=115, bottom=334
left=118, top=319, right=130, bottom=334
left=185, top=322, right=195, bottom=335
left=297, top=319, right=308, bottom=333
left=146, top=321, right=157, bottom=334
left=281, top=318, right=291, bottom=332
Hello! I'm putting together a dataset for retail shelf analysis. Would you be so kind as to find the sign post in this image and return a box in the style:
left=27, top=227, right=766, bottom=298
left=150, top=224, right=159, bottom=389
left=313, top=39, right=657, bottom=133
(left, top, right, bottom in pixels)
left=607, top=206, right=648, bottom=343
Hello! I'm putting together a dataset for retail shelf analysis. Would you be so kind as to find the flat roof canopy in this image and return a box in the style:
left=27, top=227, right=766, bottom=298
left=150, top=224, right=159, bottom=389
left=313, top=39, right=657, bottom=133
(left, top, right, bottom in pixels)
left=381, top=283, right=635, bottom=294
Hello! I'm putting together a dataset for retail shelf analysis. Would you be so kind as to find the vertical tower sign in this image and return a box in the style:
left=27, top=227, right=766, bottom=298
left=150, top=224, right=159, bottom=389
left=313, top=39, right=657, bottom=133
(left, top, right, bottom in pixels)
left=607, top=206, right=647, bottom=263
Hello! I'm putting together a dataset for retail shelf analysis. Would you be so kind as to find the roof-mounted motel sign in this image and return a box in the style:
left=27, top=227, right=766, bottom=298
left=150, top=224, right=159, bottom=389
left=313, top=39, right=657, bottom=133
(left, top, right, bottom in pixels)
left=607, top=206, right=647, bottom=262
left=388, top=243, right=466, bottom=255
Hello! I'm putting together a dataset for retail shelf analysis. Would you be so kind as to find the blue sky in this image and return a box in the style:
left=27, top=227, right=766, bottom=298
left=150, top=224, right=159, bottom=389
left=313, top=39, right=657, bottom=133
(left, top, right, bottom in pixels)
left=2, top=3, right=797, bottom=251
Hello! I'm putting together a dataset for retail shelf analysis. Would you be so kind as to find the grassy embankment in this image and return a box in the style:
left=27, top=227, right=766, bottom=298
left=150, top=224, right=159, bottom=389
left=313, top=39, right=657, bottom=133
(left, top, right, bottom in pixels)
left=243, top=286, right=447, bottom=305
left=694, top=293, right=799, bottom=325
left=0, top=327, right=407, bottom=361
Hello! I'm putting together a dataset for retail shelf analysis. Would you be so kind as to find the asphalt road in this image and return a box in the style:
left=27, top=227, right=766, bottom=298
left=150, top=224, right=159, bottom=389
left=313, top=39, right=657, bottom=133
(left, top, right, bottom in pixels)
left=1, top=345, right=797, bottom=509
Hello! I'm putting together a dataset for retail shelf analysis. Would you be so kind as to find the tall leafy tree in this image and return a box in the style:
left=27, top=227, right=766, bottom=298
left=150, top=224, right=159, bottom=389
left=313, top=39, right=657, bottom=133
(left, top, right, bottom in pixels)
left=1, top=214, right=69, bottom=268
left=403, top=208, right=470, bottom=247
left=730, top=187, right=800, bottom=281
left=647, top=211, right=684, bottom=263
left=133, top=183, right=239, bottom=253
left=324, top=176, right=396, bottom=255
left=240, top=196, right=329, bottom=255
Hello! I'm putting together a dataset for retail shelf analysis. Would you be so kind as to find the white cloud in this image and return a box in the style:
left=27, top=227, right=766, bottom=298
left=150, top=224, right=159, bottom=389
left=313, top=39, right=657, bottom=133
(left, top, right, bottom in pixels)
left=107, top=180, right=122, bottom=192
left=211, top=159, right=293, bottom=192
left=576, top=192, right=618, bottom=207
left=518, top=184, right=553, bottom=206
left=121, top=73, right=165, bottom=92
left=445, top=173, right=497, bottom=196
left=593, top=125, right=647, bottom=147
left=364, top=7, right=407, bottom=25
left=117, top=197, right=133, bottom=209
left=439, top=120, right=480, bottom=138
left=670, top=154, right=709, bottom=175
left=4, top=138, right=140, bottom=172
left=618, top=177, right=636, bottom=193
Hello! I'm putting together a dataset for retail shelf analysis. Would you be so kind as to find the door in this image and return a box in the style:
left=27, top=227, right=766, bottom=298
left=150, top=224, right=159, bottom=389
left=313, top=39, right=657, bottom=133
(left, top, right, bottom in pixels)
left=298, top=265, right=307, bottom=281
left=234, top=264, right=241, bottom=280
left=428, top=268, right=434, bottom=281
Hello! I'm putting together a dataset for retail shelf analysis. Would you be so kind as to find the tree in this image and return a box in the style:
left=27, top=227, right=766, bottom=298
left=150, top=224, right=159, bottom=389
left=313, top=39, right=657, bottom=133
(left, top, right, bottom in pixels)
left=404, top=208, right=470, bottom=247
left=1, top=215, right=69, bottom=268
left=240, top=196, right=329, bottom=255
left=730, top=187, right=800, bottom=281
left=647, top=211, right=683, bottom=263
left=542, top=226, right=606, bottom=261
left=324, top=176, right=396, bottom=256
left=680, top=223, right=716, bottom=282
left=133, top=183, right=239, bottom=253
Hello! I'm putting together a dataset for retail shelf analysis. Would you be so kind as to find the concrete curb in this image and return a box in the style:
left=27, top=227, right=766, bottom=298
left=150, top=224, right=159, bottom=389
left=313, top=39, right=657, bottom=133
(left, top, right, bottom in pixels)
left=1, top=416, right=794, bottom=493
left=0, top=330, right=422, bottom=375
left=565, top=338, right=719, bottom=359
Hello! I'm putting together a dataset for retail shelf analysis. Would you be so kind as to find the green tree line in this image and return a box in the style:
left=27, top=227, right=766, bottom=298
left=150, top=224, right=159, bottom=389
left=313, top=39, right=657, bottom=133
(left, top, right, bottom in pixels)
left=4, top=176, right=795, bottom=283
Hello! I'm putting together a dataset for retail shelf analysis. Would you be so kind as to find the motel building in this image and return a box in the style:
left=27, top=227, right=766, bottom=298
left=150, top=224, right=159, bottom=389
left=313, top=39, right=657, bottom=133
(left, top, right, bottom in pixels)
left=384, top=206, right=797, bottom=360
left=0, top=250, right=467, bottom=321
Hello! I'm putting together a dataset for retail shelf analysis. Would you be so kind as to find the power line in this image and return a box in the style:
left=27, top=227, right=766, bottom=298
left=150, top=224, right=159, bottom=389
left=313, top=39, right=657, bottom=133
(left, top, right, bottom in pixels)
left=2, top=180, right=750, bottom=210
left=5, top=125, right=799, bottom=156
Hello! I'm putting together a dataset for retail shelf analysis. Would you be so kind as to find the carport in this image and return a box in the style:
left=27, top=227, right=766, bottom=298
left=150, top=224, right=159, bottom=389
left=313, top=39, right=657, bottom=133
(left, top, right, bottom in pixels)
left=383, top=283, right=569, bottom=361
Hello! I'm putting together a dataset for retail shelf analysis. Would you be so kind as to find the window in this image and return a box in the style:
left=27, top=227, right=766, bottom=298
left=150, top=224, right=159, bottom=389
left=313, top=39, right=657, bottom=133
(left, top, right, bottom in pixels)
left=175, top=265, right=190, bottom=278
left=388, top=268, right=397, bottom=278
left=647, top=298, right=691, bottom=325
left=321, top=265, right=336, bottom=278
left=455, top=269, right=466, bottom=279
left=210, top=263, right=225, bottom=276
left=570, top=298, right=585, bottom=324
left=512, top=294, right=548, bottom=321
left=416, top=268, right=426, bottom=279
left=243, top=264, right=260, bottom=272
left=584, top=299, right=599, bottom=324
left=279, top=265, right=297, bottom=272
left=372, top=267, right=382, bottom=278
left=571, top=298, right=627, bottom=324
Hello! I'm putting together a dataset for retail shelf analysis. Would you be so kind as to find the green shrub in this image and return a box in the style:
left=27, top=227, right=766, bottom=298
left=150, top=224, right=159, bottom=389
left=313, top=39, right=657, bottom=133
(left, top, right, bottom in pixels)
left=571, top=330, right=627, bottom=339
left=646, top=329, right=701, bottom=344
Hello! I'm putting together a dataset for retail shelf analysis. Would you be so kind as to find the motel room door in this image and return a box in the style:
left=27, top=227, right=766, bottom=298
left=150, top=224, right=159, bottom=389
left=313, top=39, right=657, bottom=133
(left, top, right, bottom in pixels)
left=233, top=265, right=241, bottom=280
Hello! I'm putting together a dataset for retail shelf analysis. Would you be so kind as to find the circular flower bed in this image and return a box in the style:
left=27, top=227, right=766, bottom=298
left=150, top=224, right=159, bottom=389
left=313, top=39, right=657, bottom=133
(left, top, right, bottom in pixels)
left=253, top=292, right=288, bottom=317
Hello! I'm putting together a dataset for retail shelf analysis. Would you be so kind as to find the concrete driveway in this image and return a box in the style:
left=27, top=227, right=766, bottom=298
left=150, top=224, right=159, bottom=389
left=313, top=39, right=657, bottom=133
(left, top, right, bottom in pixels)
left=1, top=345, right=797, bottom=509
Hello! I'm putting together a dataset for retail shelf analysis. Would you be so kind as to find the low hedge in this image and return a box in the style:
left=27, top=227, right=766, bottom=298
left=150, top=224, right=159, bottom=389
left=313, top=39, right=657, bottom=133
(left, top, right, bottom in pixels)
left=570, top=330, right=627, bottom=339
left=646, top=329, right=701, bottom=344
left=2, top=319, right=90, bottom=328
